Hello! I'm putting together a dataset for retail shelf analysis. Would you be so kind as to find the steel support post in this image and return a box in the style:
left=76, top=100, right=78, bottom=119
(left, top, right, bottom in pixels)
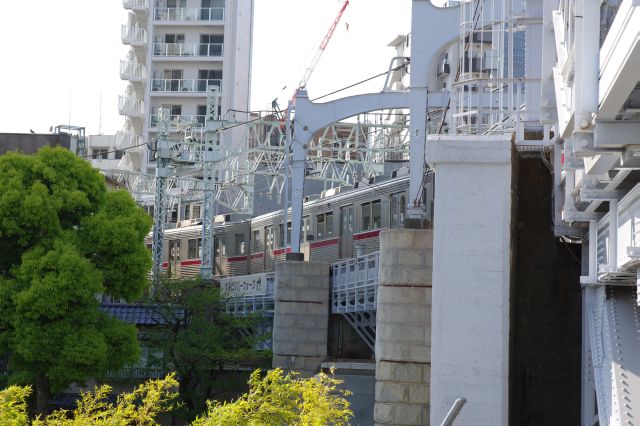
left=201, top=87, right=222, bottom=279
left=151, top=107, right=171, bottom=286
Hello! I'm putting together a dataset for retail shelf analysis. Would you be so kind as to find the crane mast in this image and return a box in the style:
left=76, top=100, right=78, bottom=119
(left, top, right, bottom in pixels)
left=290, top=0, right=350, bottom=104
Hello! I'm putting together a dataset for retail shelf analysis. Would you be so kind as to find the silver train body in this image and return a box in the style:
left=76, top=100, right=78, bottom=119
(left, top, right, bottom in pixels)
left=153, top=174, right=433, bottom=279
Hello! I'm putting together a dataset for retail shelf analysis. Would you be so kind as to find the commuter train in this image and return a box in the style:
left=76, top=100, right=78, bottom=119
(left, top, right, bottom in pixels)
left=154, top=172, right=434, bottom=279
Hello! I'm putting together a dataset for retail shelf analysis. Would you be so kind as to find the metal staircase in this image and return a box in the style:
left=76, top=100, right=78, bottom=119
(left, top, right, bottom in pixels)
left=330, top=252, right=380, bottom=351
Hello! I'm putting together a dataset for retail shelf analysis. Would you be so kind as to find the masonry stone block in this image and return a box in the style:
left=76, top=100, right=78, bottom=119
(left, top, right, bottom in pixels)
left=375, top=229, right=433, bottom=425
left=273, top=261, right=330, bottom=374
left=374, top=402, right=395, bottom=424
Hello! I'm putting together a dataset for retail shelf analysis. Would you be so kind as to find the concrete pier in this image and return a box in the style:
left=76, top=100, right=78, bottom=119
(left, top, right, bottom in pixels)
left=272, top=261, right=330, bottom=374
left=427, top=135, right=514, bottom=425
left=374, top=229, right=433, bottom=426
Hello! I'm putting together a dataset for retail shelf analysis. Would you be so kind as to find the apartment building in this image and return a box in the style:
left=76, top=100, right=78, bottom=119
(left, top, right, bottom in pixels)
left=118, top=0, right=254, bottom=175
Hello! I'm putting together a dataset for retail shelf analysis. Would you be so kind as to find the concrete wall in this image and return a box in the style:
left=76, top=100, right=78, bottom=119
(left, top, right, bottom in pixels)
left=272, top=261, right=330, bottom=374
left=426, top=135, right=514, bottom=425
left=0, top=133, right=71, bottom=155
left=374, top=229, right=432, bottom=426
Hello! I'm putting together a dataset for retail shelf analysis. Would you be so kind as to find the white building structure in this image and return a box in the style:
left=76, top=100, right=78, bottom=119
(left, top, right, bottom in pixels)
left=117, top=0, right=254, bottom=176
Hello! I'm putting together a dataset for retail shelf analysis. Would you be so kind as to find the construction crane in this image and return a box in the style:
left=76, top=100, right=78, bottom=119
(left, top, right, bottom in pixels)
left=289, top=0, right=350, bottom=105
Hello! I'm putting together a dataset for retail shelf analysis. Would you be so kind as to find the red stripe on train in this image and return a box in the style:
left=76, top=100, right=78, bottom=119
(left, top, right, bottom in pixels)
left=310, top=238, right=340, bottom=249
left=250, top=253, right=264, bottom=260
left=227, top=256, right=248, bottom=262
left=181, top=259, right=201, bottom=266
left=353, top=229, right=381, bottom=240
left=273, top=247, right=292, bottom=256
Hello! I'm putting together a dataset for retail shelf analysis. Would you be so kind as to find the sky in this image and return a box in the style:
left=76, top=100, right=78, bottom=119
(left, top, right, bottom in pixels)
left=0, top=1, right=411, bottom=136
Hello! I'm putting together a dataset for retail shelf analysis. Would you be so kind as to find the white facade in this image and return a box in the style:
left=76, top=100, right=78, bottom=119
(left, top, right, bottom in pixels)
left=118, top=0, right=254, bottom=175
left=86, top=134, right=123, bottom=170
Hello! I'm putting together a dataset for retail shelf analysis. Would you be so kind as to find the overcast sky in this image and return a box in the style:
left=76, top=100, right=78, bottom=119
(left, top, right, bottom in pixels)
left=0, top=1, right=411, bottom=135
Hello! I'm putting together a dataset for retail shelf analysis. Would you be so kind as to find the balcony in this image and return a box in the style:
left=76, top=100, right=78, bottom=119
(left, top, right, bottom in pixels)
left=152, top=42, right=223, bottom=58
left=118, top=96, right=145, bottom=118
left=116, top=130, right=144, bottom=149
left=149, top=114, right=206, bottom=128
left=151, top=78, right=221, bottom=93
left=121, top=25, right=147, bottom=47
left=123, top=0, right=148, bottom=13
left=153, top=7, right=224, bottom=22
left=120, top=60, right=146, bottom=82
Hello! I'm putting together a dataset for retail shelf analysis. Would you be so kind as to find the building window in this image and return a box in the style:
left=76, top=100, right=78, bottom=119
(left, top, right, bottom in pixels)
left=390, top=192, right=406, bottom=229
left=199, top=34, right=223, bottom=56
left=235, top=233, right=245, bottom=255
left=191, top=205, right=201, bottom=219
left=115, top=150, right=125, bottom=160
left=188, top=238, right=201, bottom=259
left=361, top=200, right=381, bottom=231
left=198, top=69, right=222, bottom=91
left=91, top=147, right=109, bottom=159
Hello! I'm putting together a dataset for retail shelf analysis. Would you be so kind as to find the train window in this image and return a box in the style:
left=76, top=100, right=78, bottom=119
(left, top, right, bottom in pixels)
left=390, top=192, right=406, bottom=228
left=372, top=200, right=381, bottom=229
left=302, top=216, right=311, bottom=242
left=316, top=213, right=333, bottom=240
left=253, top=230, right=261, bottom=251
left=265, top=226, right=274, bottom=251
left=361, top=202, right=371, bottom=230
left=317, top=214, right=325, bottom=240
left=187, top=238, right=201, bottom=259
left=235, top=233, right=245, bottom=255
left=361, top=200, right=382, bottom=231
left=277, top=222, right=291, bottom=248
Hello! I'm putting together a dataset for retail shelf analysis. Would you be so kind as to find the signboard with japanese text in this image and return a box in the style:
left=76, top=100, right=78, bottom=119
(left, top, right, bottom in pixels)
left=220, top=273, right=270, bottom=297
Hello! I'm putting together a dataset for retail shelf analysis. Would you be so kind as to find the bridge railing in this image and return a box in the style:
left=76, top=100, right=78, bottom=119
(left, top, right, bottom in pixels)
left=330, top=251, right=380, bottom=313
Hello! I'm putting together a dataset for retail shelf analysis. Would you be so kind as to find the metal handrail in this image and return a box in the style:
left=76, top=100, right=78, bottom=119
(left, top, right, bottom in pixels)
left=440, top=397, right=466, bottom=426
left=154, top=7, right=224, bottom=21
left=151, top=78, right=221, bottom=93
left=152, top=42, right=223, bottom=57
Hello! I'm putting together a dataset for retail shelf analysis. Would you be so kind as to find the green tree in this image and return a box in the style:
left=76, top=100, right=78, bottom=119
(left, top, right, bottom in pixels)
left=192, top=368, right=353, bottom=426
left=147, top=278, right=270, bottom=420
left=0, top=147, right=153, bottom=415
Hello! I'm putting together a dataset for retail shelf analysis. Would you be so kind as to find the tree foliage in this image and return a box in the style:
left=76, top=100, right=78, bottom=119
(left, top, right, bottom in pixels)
left=146, top=278, right=270, bottom=419
left=192, top=368, right=353, bottom=426
left=0, top=369, right=352, bottom=426
left=0, top=147, right=153, bottom=413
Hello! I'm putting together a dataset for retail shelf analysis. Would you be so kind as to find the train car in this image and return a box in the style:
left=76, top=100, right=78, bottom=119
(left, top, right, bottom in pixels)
left=149, top=171, right=434, bottom=279
left=151, top=218, right=251, bottom=279
left=248, top=172, right=434, bottom=270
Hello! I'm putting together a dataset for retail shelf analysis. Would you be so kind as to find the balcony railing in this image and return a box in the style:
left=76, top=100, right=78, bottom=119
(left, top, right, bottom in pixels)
left=120, top=60, right=146, bottom=82
left=154, top=7, right=224, bottom=22
left=123, top=0, right=148, bottom=12
left=121, top=25, right=148, bottom=46
left=331, top=252, right=380, bottom=313
left=149, top=114, right=206, bottom=127
left=151, top=78, right=221, bottom=93
left=105, top=367, right=168, bottom=382
left=152, top=42, right=223, bottom=57
left=118, top=96, right=145, bottom=118
left=116, top=131, right=144, bottom=148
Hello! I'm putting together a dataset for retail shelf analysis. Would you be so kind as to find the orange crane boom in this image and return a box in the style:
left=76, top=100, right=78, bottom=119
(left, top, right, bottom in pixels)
left=290, top=0, right=350, bottom=104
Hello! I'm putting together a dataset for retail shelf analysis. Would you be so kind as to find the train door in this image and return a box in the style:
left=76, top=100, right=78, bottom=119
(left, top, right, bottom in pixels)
left=340, top=205, right=354, bottom=258
left=264, top=225, right=275, bottom=270
left=168, top=240, right=181, bottom=277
